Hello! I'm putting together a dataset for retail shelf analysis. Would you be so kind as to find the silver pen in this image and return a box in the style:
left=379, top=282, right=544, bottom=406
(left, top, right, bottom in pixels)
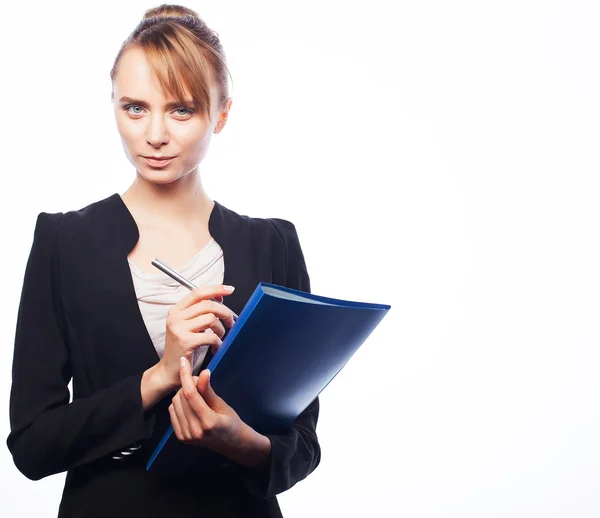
left=151, top=258, right=239, bottom=322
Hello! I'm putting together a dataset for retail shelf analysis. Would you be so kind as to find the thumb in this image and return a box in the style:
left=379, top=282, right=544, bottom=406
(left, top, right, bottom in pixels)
left=197, top=369, right=222, bottom=409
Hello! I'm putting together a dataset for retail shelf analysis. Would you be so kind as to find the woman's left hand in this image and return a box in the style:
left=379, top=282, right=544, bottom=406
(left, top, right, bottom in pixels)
left=169, top=357, right=272, bottom=467
left=169, top=357, right=246, bottom=455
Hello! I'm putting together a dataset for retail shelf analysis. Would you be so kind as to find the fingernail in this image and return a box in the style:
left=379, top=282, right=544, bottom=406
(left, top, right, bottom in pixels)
left=180, top=357, right=187, bottom=368
left=206, top=369, right=211, bottom=381
left=223, top=285, right=235, bottom=292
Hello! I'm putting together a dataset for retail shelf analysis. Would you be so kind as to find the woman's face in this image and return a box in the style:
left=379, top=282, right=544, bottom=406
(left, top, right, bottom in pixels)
left=112, top=46, right=230, bottom=184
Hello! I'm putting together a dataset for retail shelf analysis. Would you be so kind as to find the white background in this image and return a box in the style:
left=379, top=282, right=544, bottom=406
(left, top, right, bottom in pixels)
left=1, top=1, right=599, bottom=516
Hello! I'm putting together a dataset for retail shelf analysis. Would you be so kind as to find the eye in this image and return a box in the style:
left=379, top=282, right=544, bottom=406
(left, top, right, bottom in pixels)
left=122, top=104, right=194, bottom=117
left=175, top=107, right=195, bottom=116
left=123, top=104, right=144, bottom=115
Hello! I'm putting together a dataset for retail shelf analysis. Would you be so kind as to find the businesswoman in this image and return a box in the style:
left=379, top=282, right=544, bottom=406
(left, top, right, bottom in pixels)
left=6, top=4, right=320, bottom=517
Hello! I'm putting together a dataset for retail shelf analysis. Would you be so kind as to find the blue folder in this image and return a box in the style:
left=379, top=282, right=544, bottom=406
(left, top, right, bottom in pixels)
left=146, top=282, right=391, bottom=473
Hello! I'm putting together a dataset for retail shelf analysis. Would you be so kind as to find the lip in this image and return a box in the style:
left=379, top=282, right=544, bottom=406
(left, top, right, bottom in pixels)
left=143, top=156, right=175, bottom=168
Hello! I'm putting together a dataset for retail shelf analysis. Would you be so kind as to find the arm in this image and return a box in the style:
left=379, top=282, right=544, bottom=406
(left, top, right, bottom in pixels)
left=6, top=212, right=164, bottom=481
left=235, top=218, right=321, bottom=498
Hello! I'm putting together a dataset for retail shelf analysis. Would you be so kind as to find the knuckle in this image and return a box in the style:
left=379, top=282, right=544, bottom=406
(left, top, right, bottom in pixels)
left=201, top=313, right=216, bottom=328
left=194, top=286, right=207, bottom=296
left=203, top=419, right=216, bottom=433
left=191, top=425, right=203, bottom=439
left=166, top=313, right=178, bottom=328
left=182, top=336, right=196, bottom=349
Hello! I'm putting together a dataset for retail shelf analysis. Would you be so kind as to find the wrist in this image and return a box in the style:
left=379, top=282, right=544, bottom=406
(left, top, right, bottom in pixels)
left=152, top=361, right=179, bottom=392
left=223, top=423, right=272, bottom=469
left=141, top=363, right=177, bottom=411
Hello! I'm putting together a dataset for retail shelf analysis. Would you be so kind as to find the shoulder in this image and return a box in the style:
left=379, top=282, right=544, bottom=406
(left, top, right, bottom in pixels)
left=32, top=211, right=63, bottom=234
left=28, top=211, right=63, bottom=257
left=57, top=193, right=115, bottom=231
left=33, top=194, right=129, bottom=255
left=264, top=218, right=299, bottom=245
left=33, top=193, right=115, bottom=235
left=215, top=201, right=300, bottom=251
left=253, top=217, right=300, bottom=254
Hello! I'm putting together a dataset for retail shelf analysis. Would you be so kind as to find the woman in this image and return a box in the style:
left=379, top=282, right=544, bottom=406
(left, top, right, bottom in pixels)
left=6, top=4, right=320, bottom=517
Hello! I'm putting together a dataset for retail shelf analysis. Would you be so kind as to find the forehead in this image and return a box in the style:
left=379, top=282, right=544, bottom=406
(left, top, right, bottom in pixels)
left=113, top=46, right=217, bottom=107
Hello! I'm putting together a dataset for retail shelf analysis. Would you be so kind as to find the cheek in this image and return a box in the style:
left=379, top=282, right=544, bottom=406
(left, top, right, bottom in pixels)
left=183, top=139, right=211, bottom=166
left=115, top=116, right=140, bottom=145
left=177, top=127, right=212, bottom=159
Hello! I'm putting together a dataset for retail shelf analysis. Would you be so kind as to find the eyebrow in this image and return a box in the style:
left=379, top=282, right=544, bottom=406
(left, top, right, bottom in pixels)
left=118, top=96, right=196, bottom=109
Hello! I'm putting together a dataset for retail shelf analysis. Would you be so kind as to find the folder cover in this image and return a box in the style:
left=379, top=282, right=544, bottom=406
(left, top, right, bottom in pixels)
left=146, top=282, right=391, bottom=473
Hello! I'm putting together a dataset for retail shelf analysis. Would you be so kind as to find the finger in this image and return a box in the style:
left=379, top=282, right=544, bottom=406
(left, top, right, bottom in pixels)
left=171, top=391, right=191, bottom=438
left=169, top=401, right=184, bottom=441
left=217, top=301, right=235, bottom=330
left=180, top=357, right=199, bottom=399
left=180, top=357, right=215, bottom=428
left=171, top=285, right=235, bottom=313
left=186, top=312, right=226, bottom=338
left=181, top=300, right=234, bottom=332
left=178, top=387, right=204, bottom=439
left=185, top=328, right=222, bottom=353
left=202, top=329, right=224, bottom=356
left=207, top=296, right=235, bottom=329
left=209, top=318, right=226, bottom=338
left=210, top=339, right=221, bottom=356
left=197, top=369, right=222, bottom=409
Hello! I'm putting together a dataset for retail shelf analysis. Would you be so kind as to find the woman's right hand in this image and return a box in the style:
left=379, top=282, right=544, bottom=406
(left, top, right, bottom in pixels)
left=158, top=284, right=236, bottom=391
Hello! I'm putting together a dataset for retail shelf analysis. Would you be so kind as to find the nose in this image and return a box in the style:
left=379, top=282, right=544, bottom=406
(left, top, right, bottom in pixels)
left=146, top=112, right=170, bottom=147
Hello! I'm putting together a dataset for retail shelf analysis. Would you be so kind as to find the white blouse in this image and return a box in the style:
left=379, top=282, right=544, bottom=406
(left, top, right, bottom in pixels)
left=127, top=237, right=225, bottom=375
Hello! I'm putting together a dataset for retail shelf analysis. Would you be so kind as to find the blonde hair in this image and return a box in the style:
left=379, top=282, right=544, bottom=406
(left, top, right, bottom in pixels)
left=110, top=4, right=232, bottom=124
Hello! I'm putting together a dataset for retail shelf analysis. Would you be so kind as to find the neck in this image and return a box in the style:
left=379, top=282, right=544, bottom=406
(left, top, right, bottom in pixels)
left=121, top=168, right=214, bottom=230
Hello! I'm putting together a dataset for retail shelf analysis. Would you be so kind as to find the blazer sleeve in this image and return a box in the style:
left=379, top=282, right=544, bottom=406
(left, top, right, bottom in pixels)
left=236, top=218, right=321, bottom=499
left=6, top=212, right=156, bottom=481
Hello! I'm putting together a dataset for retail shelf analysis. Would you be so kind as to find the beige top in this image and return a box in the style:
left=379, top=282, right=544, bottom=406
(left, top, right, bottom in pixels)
left=127, top=237, right=225, bottom=376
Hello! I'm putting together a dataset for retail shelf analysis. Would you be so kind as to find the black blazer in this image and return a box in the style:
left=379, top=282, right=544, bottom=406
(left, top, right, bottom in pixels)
left=7, top=193, right=320, bottom=518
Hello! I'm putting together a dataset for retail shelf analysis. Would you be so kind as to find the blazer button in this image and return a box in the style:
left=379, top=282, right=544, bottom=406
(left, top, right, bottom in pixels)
left=112, top=441, right=142, bottom=460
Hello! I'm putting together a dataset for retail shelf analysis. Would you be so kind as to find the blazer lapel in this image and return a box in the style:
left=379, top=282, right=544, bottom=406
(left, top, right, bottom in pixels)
left=207, top=199, right=256, bottom=317
left=93, top=193, right=255, bottom=382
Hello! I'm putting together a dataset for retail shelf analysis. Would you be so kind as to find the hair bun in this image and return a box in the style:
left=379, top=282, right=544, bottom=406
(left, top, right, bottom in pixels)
left=143, top=4, right=200, bottom=21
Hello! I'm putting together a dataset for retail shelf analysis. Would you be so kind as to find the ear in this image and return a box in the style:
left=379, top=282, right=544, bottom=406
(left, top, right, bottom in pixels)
left=214, top=98, right=232, bottom=134
left=215, top=115, right=228, bottom=134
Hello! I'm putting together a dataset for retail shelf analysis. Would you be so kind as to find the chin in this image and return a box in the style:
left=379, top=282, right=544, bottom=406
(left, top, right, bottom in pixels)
left=135, top=168, right=176, bottom=182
